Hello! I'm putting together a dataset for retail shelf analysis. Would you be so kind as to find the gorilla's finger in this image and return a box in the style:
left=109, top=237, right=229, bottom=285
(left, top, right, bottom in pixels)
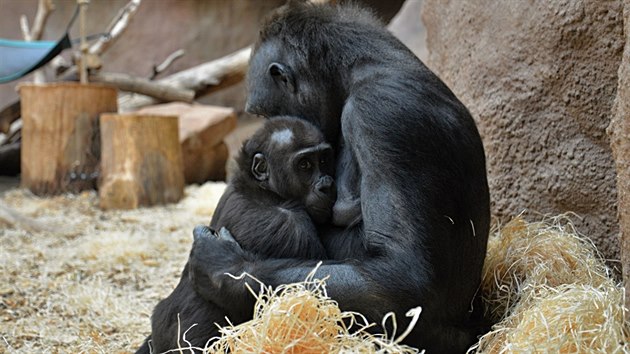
left=218, top=227, right=239, bottom=245
left=193, top=225, right=216, bottom=241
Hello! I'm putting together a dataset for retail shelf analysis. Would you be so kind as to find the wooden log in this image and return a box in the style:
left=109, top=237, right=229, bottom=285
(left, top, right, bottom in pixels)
left=183, top=142, right=229, bottom=184
left=137, top=103, right=237, bottom=184
left=99, top=113, right=185, bottom=209
left=19, top=83, right=118, bottom=195
left=89, top=72, right=195, bottom=103
left=119, top=47, right=252, bottom=112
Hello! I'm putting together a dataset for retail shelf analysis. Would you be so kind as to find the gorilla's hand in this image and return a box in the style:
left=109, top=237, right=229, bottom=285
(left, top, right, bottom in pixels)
left=188, top=226, right=256, bottom=319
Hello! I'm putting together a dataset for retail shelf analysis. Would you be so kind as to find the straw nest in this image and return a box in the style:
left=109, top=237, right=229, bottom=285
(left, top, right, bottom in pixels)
left=204, top=268, right=422, bottom=354
left=472, top=216, right=629, bottom=353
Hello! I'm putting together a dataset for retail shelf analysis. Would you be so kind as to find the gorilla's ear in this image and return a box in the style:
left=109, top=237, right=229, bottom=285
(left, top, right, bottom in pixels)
left=268, top=62, right=296, bottom=93
left=252, top=153, right=269, bottom=181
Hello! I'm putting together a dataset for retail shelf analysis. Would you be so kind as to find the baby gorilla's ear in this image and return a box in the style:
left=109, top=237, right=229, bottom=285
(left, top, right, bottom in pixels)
left=251, top=153, right=269, bottom=181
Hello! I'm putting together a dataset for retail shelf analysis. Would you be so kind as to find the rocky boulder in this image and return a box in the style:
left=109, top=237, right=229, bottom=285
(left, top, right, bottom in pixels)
left=422, top=0, right=625, bottom=265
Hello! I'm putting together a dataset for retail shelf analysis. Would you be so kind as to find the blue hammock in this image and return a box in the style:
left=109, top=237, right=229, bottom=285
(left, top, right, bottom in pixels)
left=0, top=5, right=80, bottom=84
left=0, top=34, right=72, bottom=83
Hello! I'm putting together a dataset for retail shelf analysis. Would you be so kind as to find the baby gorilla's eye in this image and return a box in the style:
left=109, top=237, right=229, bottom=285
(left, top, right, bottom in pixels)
left=298, top=159, right=312, bottom=170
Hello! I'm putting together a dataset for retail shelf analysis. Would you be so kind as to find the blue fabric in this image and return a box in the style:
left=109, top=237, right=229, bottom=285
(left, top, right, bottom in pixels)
left=0, top=34, right=72, bottom=83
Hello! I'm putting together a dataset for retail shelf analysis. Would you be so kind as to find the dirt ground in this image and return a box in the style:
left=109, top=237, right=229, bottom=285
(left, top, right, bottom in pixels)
left=0, top=181, right=227, bottom=353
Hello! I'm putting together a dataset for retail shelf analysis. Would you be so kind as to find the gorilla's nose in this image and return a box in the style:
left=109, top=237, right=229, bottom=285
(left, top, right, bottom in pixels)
left=317, top=176, right=335, bottom=195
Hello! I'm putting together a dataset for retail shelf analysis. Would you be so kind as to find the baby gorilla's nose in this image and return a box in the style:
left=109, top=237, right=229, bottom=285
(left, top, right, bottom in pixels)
left=316, top=175, right=335, bottom=195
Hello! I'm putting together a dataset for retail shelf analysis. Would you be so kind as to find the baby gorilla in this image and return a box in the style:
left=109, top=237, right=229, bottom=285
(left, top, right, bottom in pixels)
left=138, top=116, right=336, bottom=353
left=209, top=115, right=336, bottom=258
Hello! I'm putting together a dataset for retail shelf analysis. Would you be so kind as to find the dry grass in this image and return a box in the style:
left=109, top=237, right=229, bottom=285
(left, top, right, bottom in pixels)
left=0, top=182, right=226, bottom=353
left=473, top=217, right=629, bottom=353
left=1, top=185, right=628, bottom=353
left=205, top=269, right=421, bottom=354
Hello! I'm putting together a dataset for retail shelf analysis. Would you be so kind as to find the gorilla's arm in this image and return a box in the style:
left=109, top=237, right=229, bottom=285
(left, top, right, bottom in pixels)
left=188, top=226, right=410, bottom=323
left=331, top=139, right=362, bottom=227
left=211, top=190, right=327, bottom=259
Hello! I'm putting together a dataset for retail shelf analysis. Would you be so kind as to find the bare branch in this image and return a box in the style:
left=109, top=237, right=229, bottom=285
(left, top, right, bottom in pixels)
left=151, top=49, right=186, bottom=80
left=90, top=72, right=195, bottom=103
left=120, top=46, right=251, bottom=112
left=30, top=0, right=55, bottom=40
left=89, top=0, right=142, bottom=56
left=19, top=0, right=55, bottom=83
left=20, top=15, right=32, bottom=41
left=78, top=0, right=89, bottom=84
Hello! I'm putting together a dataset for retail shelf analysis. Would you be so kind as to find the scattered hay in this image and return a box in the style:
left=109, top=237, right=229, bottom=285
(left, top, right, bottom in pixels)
left=0, top=183, right=226, bottom=353
left=205, top=268, right=422, bottom=354
left=481, top=216, right=612, bottom=322
left=2, top=183, right=628, bottom=353
left=473, top=216, right=629, bottom=353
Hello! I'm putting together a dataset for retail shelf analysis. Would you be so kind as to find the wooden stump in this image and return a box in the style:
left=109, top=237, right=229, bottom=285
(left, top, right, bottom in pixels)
left=99, top=113, right=185, bottom=209
left=19, top=83, right=118, bottom=195
left=137, top=102, right=237, bottom=183
left=182, top=142, right=229, bottom=183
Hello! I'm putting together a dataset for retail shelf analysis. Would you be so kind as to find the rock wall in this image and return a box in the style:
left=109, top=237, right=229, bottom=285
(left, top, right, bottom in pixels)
left=608, top=0, right=630, bottom=311
left=422, top=0, right=625, bottom=264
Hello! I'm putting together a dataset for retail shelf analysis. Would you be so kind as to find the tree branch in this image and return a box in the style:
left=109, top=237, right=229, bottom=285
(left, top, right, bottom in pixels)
left=90, top=72, right=195, bottom=103
left=30, top=0, right=55, bottom=40
left=151, top=49, right=185, bottom=80
left=89, top=0, right=142, bottom=56
left=120, top=46, right=251, bottom=112
left=19, top=0, right=55, bottom=83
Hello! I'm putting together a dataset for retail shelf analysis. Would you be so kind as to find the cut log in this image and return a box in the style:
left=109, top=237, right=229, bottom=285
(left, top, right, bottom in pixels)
left=136, top=102, right=237, bottom=183
left=99, top=113, right=185, bottom=209
left=19, top=83, right=118, bottom=195
left=183, top=142, right=229, bottom=184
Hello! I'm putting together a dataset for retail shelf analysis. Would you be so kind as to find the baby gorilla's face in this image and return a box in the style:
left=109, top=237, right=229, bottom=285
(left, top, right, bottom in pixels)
left=245, top=116, right=337, bottom=223
left=272, top=139, right=337, bottom=224
left=293, top=149, right=336, bottom=224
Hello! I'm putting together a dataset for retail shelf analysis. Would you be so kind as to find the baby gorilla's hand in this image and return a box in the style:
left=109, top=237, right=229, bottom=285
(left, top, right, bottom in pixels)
left=188, top=225, right=253, bottom=318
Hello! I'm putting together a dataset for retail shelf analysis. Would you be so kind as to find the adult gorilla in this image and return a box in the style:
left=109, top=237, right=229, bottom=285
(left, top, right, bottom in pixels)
left=188, top=2, right=490, bottom=352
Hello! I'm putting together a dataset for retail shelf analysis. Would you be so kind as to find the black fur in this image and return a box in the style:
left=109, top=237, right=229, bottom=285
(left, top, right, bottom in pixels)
left=137, top=116, right=336, bottom=353
left=186, top=2, right=489, bottom=353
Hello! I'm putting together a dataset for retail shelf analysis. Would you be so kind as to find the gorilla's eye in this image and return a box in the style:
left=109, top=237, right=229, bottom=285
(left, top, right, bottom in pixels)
left=298, top=159, right=312, bottom=170
left=320, top=157, right=327, bottom=166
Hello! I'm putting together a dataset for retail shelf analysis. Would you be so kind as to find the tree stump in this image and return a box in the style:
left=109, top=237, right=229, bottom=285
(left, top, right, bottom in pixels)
left=19, top=83, right=118, bottom=195
left=136, top=102, right=237, bottom=183
left=99, top=113, right=185, bottom=209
